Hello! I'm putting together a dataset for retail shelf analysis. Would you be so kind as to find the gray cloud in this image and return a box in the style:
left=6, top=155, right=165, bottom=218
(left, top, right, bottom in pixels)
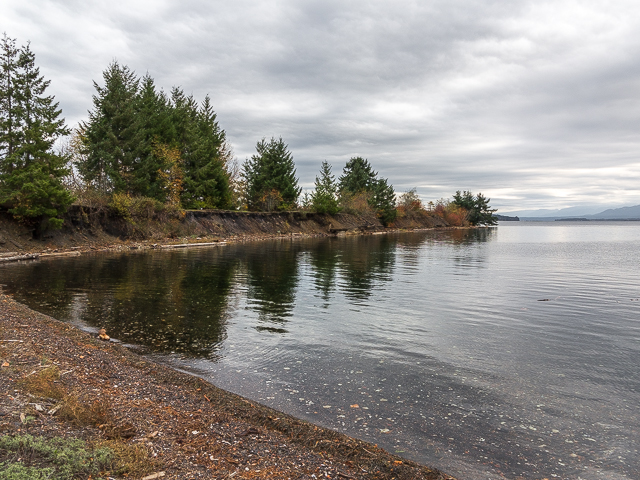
left=3, top=0, right=640, bottom=212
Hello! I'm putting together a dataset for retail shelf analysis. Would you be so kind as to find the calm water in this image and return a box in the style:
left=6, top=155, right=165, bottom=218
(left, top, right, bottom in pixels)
left=1, top=222, right=639, bottom=479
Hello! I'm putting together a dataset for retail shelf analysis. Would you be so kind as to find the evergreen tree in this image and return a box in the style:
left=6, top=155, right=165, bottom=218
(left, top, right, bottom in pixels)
left=133, top=74, right=174, bottom=199
left=338, top=156, right=378, bottom=194
left=169, top=87, right=198, bottom=151
left=243, top=137, right=300, bottom=211
left=181, top=95, right=232, bottom=209
left=310, top=160, right=340, bottom=214
left=76, top=64, right=234, bottom=209
left=80, top=61, right=141, bottom=193
left=370, top=177, right=396, bottom=225
left=0, top=34, right=21, bottom=174
left=338, top=156, right=396, bottom=225
left=451, top=190, right=497, bottom=225
left=0, top=40, right=73, bottom=229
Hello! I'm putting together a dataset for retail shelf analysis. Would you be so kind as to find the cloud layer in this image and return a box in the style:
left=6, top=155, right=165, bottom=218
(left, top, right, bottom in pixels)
left=4, top=0, right=640, bottom=211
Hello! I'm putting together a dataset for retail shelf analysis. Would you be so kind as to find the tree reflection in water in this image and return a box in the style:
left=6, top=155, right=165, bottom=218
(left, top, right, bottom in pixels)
left=0, top=231, right=481, bottom=357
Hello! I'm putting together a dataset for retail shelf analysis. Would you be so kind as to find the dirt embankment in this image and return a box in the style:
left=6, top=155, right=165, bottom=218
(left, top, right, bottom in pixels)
left=0, top=207, right=449, bottom=257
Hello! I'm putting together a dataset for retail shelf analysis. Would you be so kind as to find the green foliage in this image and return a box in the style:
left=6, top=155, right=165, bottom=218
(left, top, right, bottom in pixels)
left=371, top=177, right=397, bottom=225
left=310, top=160, right=340, bottom=214
left=2, top=158, right=74, bottom=229
left=0, top=463, right=54, bottom=479
left=0, top=34, right=21, bottom=165
left=0, top=434, right=113, bottom=480
left=80, top=61, right=140, bottom=194
left=243, top=137, right=301, bottom=211
left=338, top=156, right=378, bottom=194
left=108, top=192, right=169, bottom=221
left=78, top=64, right=233, bottom=209
left=337, top=157, right=395, bottom=225
left=180, top=95, right=232, bottom=209
left=0, top=36, right=73, bottom=229
left=451, top=190, right=497, bottom=225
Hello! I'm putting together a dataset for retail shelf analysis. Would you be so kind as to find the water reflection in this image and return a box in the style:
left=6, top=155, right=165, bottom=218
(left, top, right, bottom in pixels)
left=308, top=240, right=340, bottom=305
left=5, top=226, right=638, bottom=479
left=0, top=234, right=411, bottom=354
left=243, top=242, right=302, bottom=332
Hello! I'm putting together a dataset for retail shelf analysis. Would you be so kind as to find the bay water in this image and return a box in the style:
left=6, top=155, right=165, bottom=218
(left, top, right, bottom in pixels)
left=1, top=222, right=638, bottom=479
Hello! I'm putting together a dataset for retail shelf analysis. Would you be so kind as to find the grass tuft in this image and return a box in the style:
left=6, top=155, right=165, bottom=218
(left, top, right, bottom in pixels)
left=19, top=367, right=65, bottom=400
left=0, top=434, right=113, bottom=479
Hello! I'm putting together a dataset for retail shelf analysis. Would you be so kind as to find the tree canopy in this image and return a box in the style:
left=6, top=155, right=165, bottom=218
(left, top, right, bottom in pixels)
left=243, top=137, right=300, bottom=211
left=338, top=156, right=396, bottom=225
left=338, top=156, right=378, bottom=194
left=451, top=190, right=497, bottom=225
left=309, top=160, right=340, bottom=215
left=0, top=35, right=73, bottom=229
left=78, top=62, right=232, bottom=209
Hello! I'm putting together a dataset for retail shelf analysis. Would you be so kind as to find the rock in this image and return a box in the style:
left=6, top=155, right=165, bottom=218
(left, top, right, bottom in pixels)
left=98, top=328, right=110, bottom=341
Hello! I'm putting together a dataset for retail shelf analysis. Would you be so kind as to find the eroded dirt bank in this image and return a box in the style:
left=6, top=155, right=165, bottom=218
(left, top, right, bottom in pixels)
left=0, top=207, right=448, bottom=257
left=0, top=293, right=455, bottom=479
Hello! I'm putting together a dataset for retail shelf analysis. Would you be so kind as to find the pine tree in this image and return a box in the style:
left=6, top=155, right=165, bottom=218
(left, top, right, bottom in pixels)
left=243, top=137, right=300, bottom=211
left=371, top=178, right=396, bottom=225
left=338, top=156, right=378, bottom=194
left=0, top=41, right=73, bottom=229
left=0, top=34, right=21, bottom=174
left=451, top=190, right=497, bottom=225
left=77, top=65, right=233, bottom=209
left=338, top=156, right=396, bottom=225
left=181, top=95, right=232, bottom=209
left=80, top=61, right=141, bottom=194
left=133, top=74, right=174, bottom=200
left=310, top=160, right=340, bottom=214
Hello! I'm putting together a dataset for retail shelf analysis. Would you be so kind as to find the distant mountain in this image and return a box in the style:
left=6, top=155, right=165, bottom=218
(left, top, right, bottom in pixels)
left=501, top=205, right=623, bottom=218
left=500, top=204, right=640, bottom=221
left=590, top=205, right=640, bottom=219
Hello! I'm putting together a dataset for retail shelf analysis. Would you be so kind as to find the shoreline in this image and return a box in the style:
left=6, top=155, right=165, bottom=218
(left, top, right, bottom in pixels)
left=0, top=226, right=453, bottom=263
left=0, top=208, right=453, bottom=263
left=0, top=292, right=456, bottom=479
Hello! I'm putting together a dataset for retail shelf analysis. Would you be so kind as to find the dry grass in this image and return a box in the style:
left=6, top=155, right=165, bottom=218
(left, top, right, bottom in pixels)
left=20, top=365, right=109, bottom=427
left=20, top=366, right=66, bottom=400
left=95, top=439, right=160, bottom=477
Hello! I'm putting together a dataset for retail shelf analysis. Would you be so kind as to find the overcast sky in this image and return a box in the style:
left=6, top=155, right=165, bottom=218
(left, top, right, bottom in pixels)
left=4, top=0, right=640, bottom=212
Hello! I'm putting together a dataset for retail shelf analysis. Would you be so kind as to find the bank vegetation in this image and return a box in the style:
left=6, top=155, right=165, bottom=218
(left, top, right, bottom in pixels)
left=1, top=35, right=496, bottom=243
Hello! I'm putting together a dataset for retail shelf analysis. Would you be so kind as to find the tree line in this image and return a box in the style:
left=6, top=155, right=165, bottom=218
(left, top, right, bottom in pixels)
left=0, top=35, right=496, bottom=231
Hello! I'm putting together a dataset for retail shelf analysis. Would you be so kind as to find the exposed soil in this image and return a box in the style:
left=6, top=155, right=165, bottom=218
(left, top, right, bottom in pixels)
left=0, top=207, right=449, bottom=258
left=0, top=293, right=455, bottom=479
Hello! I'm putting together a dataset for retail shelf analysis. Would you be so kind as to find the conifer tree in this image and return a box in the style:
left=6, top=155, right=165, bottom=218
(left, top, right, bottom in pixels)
left=180, top=96, right=232, bottom=209
left=0, top=34, right=21, bottom=174
left=243, top=137, right=300, bottom=211
left=338, top=156, right=378, bottom=194
left=338, top=156, right=396, bottom=225
left=451, top=190, right=497, bottom=225
left=370, top=177, right=396, bottom=225
left=77, top=64, right=234, bottom=209
left=0, top=39, right=73, bottom=230
left=310, top=160, right=340, bottom=214
left=133, top=74, right=174, bottom=199
left=80, top=61, right=141, bottom=193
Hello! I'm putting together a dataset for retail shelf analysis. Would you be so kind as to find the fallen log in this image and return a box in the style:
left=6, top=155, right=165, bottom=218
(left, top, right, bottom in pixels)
left=160, top=242, right=227, bottom=249
left=0, top=253, right=39, bottom=263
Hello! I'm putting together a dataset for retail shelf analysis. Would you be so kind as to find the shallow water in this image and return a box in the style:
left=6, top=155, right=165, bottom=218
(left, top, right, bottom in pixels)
left=1, top=223, right=639, bottom=479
